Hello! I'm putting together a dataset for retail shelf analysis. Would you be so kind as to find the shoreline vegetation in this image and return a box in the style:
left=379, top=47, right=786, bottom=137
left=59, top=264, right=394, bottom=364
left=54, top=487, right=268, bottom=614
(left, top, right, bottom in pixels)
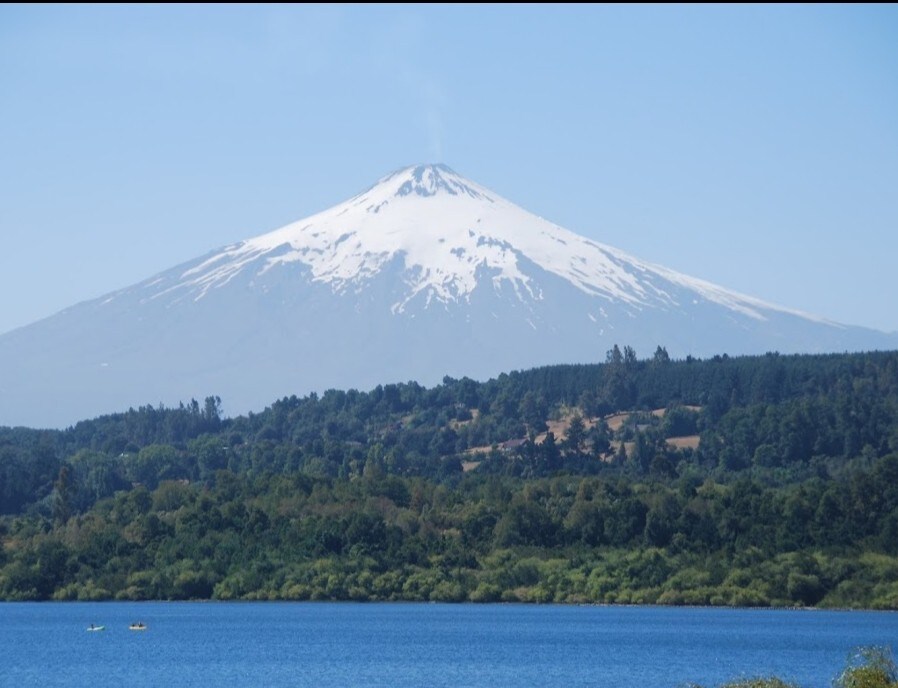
left=1, top=348, right=898, bottom=607
left=701, top=646, right=898, bottom=688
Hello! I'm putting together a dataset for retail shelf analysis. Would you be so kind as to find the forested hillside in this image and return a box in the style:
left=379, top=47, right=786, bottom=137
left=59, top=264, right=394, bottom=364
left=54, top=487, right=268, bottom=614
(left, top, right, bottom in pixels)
left=2, top=347, right=898, bottom=606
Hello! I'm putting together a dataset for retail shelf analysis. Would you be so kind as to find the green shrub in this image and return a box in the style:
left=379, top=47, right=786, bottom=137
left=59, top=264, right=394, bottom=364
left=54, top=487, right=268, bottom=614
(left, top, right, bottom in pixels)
left=835, top=647, right=898, bottom=688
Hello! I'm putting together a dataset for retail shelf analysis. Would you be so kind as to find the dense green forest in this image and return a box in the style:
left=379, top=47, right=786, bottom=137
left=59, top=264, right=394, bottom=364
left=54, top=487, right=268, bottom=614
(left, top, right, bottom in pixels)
left=2, top=347, right=898, bottom=606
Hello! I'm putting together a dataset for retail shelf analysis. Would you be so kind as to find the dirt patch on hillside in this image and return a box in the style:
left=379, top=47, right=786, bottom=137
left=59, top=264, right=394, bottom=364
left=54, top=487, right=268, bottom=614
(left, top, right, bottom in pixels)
left=666, top=435, right=700, bottom=449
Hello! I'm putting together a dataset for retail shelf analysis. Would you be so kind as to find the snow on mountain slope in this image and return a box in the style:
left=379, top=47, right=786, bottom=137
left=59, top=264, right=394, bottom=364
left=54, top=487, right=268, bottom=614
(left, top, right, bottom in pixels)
left=132, top=164, right=824, bottom=323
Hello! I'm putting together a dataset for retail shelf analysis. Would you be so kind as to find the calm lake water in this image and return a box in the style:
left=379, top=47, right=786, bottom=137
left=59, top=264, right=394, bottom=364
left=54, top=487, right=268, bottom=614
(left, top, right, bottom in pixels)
left=2, top=603, right=897, bottom=687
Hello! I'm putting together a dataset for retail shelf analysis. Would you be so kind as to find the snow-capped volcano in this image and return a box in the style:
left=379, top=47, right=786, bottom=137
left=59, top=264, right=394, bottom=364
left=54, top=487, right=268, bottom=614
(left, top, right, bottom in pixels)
left=1, top=164, right=895, bottom=428
left=138, top=163, right=809, bottom=321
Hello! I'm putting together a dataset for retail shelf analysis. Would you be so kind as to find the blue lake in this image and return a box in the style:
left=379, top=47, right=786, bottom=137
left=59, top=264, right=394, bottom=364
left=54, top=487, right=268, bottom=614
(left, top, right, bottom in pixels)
left=2, top=602, right=897, bottom=687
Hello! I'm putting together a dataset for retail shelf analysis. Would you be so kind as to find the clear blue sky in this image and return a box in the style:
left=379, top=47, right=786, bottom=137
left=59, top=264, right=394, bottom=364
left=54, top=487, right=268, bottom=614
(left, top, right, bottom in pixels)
left=1, top=4, right=896, bottom=336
